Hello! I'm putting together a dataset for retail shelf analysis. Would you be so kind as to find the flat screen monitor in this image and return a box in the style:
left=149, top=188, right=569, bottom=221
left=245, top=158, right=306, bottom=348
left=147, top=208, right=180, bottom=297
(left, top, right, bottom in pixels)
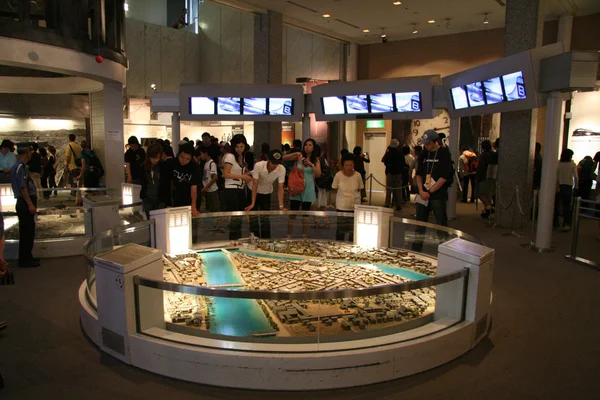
left=395, top=92, right=421, bottom=112
left=503, top=71, right=526, bottom=101
left=243, top=98, right=267, bottom=115
left=269, top=98, right=293, bottom=116
left=482, top=77, right=504, bottom=105
left=466, top=82, right=485, bottom=107
left=369, top=93, right=394, bottom=113
left=217, top=97, right=241, bottom=115
left=450, top=86, right=469, bottom=110
left=346, top=95, right=369, bottom=114
left=322, top=96, right=346, bottom=115
left=190, top=97, right=215, bottom=115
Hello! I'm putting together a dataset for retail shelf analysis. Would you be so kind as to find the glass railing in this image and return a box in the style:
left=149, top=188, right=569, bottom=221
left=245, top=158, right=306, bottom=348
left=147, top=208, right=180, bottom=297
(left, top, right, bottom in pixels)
left=83, top=219, right=156, bottom=310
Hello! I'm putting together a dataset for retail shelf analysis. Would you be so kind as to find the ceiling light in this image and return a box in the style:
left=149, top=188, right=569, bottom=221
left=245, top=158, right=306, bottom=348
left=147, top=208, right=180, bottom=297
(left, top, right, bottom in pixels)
left=322, top=14, right=331, bottom=18
left=363, top=29, right=370, bottom=33
left=412, top=24, right=418, bottom=34
left=428, top=20, right=436, bottom=24
left=150, top=83, right=156, bottom=90
left=393, top=1, right=402, bottom=5
left=483, top=13, right=489, bottom=24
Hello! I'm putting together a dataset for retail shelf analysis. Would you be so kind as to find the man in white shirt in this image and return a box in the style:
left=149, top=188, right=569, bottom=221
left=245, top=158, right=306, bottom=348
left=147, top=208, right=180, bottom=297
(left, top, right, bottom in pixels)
left=332, top=153, right=364, bottom=241
left=245, top=149, right=286, bottom=238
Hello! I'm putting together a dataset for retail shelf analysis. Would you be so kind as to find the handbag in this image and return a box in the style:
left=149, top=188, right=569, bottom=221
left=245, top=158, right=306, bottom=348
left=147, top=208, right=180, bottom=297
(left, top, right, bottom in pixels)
left=288, top=163, right=305, bottom=197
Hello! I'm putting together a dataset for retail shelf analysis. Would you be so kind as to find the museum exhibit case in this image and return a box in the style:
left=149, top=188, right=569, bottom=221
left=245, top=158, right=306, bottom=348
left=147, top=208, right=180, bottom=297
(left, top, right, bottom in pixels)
left=79, top=208, right=495, bottom=390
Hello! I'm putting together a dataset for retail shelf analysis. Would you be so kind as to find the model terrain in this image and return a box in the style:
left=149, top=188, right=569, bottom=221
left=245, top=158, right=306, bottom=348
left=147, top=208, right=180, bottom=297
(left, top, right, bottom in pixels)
left=162, top=240, right=437, bottom=338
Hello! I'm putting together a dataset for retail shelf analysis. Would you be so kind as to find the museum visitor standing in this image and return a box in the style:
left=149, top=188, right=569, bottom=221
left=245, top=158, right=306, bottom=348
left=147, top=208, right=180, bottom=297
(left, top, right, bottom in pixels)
left=140, top=144, right=171, bottom=218
left=10, top=146, right=39, bottom=268
left=78, top=141, right=104, bottom=190
left=476, top=140, right=496, bottom=219
left=199, top=147, right=221, bottom=230
left=382, top=139, right=405, bottom=210
left=284, top=138, right=322, bottom=238
left=554, top=148, right=578, bottom=231
left=222, top=134, right=253, bottom=241
left=45, top=146, right=57, bottom=198
left=65, top=134, right=82, bottom=199
left=0, top=140, right=16, bottom=184
left=124, top=136, right=146, bottom=185
left=245, top=149, right=286, bottom=239
left=27, top=142, right=42, bottom=191
left=353, top=146, right=370, bottom=201
left=332, top=153, right=364, bottom=242
left=458, top=148, right=477, bottom=203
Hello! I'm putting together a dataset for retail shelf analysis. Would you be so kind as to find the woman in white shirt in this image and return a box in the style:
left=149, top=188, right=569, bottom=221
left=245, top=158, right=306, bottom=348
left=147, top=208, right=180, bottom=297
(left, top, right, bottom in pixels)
left=554, top=148, right=578, bottom=231
left=222, top=134, right=253, bottom=240
left=332, top=153, right=364, bottom=242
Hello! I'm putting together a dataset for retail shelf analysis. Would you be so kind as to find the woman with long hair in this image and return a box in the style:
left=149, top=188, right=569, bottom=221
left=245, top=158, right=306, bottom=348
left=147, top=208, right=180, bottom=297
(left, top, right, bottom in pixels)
left=554, top=148, right=578, bottom=231
left=140, top=143, right=171, bottom=218
left=283, top=138, right=322, bottom=237
left=222, top=134, right=253, bottom=240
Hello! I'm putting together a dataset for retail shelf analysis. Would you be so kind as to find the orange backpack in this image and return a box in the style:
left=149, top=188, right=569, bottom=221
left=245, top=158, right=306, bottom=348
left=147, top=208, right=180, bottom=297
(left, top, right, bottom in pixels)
left=288, top=163, right=305, bottom=197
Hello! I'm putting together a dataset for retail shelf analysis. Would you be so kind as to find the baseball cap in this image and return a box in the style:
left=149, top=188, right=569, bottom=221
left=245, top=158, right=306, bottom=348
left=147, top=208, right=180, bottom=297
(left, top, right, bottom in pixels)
left=269, top=149, right=283, bottom=164
left=420, top=130, right=439, bottom=145
left=127, top=136, right=140, bottom=145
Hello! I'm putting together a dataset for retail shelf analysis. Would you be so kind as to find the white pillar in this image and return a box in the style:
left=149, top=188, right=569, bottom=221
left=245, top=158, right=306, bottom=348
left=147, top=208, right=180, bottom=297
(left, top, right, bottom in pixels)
left=171, top=112, right=180, bottom=148
left=557, top=15, right=573, bottom=51
left=535, top=92, right=563, bottom=250
left=103, top=83, right=125, bottom=190
left=447, top=117, right=461, bottom=220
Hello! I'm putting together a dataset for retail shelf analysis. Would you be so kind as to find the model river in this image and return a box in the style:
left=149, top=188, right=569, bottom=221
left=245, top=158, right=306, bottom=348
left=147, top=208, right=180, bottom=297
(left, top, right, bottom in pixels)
left=196, top=248, right=430, bottom=338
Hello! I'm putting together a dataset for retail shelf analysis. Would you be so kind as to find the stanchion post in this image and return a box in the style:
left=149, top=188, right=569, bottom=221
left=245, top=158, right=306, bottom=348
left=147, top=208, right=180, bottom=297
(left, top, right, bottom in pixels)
left=570, top=197, right=581, bottom=258
left=530, top=190, right=538, bottom=246
left=368, top=174, right=373, bottom=206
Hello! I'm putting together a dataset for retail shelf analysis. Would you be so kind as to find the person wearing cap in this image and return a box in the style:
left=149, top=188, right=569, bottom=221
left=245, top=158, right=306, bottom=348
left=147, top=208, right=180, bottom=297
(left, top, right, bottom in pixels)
left=0, top=140, right=16, bottom=183
left=415, top=129, right=453, bottom=227
left=124, top=136, right=146, bottom=184
left=10, top=146, right=39, bottom=268
left=245, top=149, right=286, bottom=239
left=382, top=138, right=406, bottom=210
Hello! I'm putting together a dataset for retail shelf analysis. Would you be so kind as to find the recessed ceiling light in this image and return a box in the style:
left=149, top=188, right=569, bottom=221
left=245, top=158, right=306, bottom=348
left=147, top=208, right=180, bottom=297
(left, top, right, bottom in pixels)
left=363, top=29, right=370, bottom=33
left=322, top=14, right=331, bottom=18
left=412, top=24, right=418, bottom=34
left=428, top=20, right=436, bottom=24
left=393, top=1, right=402, bottom=5
left=483, top=13, right=489, bottom=24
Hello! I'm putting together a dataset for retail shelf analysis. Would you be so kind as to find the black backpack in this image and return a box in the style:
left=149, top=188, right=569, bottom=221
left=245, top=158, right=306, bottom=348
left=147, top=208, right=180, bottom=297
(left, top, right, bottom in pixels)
left=88, top=151, right=104, bottom=178
left=315, top=158, right=333, bottom=189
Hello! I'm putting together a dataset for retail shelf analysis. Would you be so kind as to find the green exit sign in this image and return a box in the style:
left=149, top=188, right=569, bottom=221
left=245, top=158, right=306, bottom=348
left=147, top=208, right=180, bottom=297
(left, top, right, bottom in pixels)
left=366, top=120, right=385, bottom=129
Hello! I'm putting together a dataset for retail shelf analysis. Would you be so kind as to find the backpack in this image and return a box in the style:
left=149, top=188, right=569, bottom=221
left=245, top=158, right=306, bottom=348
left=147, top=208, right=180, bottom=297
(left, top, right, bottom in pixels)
left=88, top=151, right=104, bottom=178
left=315, top=158, right=333, bottom=189
left=466, top=156, right=479, bottom=173
left=288, top=163, right=305, bottom=197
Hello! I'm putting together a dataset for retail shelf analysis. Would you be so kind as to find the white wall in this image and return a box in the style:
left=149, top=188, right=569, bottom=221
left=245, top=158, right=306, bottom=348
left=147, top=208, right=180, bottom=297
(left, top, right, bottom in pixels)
left=568, top=91, right=600, bottom=164
left=126, top=0, right=167, bottom=27
left=0, top=117, right=85, bottom=132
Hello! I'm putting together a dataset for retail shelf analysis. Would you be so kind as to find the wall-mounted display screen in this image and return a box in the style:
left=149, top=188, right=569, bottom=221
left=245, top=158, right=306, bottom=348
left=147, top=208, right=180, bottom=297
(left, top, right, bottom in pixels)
left=322, top=96, right=346, bottom=115
left=503, top=71, right=526, bottom=101
left=395, top=92, right=421, bottom=112
left=450, top=71, right=527, bottom=110
left=466, top=83, right=485, bottom=107
left=243, top=98, right=267, bottom=115
left=482, top=77, right=504, bottom=105
left=217, top=97, right=241, bottom=115
left=190, top=97, right=215, bottom=115
left=269, top=98, right=293, bottom=116
left=369, top=93, right=394, bottom=113
left=451, top=87, right=469, bottom=109
left=346, top=95, right=369, bottom=114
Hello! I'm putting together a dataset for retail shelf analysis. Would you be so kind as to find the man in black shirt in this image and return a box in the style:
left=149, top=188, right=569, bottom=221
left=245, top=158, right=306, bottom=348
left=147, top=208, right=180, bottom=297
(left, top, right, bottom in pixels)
left=382, top=139, right=405, bottom=210
left=124, top=136, right=146, bottom=184
left=415, top=130, right=452, bottom=227
left=171, top=143, right=201, bottom=216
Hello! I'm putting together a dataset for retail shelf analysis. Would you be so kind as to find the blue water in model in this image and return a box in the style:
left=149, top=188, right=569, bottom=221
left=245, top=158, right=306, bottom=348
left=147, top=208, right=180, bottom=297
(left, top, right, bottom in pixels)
left=200, top=251, right=272, bottom=337
left=231, top=249, right=430, bottom=281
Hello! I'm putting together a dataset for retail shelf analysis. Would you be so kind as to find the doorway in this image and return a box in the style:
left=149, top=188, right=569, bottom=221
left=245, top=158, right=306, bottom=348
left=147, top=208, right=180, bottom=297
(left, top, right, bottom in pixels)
left=363, top=132, right=387, bottom=205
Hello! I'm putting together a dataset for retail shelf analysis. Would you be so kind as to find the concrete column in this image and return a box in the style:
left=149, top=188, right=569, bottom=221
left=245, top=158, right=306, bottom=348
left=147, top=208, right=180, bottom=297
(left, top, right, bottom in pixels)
left=447, top=118, right=461, bottom=220
left=496, top=0, right=543, bottom=228
left=302, top=114, right=311, bottom=142
left=253, top=11, right=283, bottom=154
left=557, top=15, right=573, bottom=51
left=103, top=83, right=125, bottom=190
left=171, top=112, right=180, bottom=149
left=535, top=92, right=563, bottom=250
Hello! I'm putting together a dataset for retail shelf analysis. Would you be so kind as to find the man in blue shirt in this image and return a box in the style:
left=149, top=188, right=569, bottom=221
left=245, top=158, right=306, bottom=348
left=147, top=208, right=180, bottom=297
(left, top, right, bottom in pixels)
left=10, top=145, right=39, bottom=268
left=0, top=140, right=16, bottom=183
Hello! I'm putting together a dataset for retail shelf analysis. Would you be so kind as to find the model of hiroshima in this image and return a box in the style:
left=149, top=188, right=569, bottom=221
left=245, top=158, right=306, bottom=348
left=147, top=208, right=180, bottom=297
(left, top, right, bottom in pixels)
left=163, top=239, right=437, bottom=339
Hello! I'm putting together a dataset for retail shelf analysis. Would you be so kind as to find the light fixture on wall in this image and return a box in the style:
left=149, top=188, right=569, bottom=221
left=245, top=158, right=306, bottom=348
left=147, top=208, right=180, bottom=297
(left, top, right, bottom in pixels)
left=412, top=24, right=418, bottom=34
left=483, top=13, right=489, bottom=24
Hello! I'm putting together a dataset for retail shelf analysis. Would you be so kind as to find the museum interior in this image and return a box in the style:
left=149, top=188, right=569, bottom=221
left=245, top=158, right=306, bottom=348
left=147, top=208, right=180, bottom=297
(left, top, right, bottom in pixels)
left=0, top=0, right=599, bottom=398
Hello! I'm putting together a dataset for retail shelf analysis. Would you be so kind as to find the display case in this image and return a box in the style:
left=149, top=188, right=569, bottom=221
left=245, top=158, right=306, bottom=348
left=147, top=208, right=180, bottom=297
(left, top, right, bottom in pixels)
left=80, top=210, right=494, bottom=390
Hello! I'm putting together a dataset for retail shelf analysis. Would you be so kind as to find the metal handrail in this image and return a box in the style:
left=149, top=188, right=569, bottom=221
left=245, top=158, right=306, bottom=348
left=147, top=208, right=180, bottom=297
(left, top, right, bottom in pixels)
left=83, top=219, right=157, bottom=263
left=565, top=197, right=599, bottom=270
left=389, top=216, right=483, bottom=245
left=133, top=268, right=468, bottom=300
left=191, top=210, right=353, bottom=218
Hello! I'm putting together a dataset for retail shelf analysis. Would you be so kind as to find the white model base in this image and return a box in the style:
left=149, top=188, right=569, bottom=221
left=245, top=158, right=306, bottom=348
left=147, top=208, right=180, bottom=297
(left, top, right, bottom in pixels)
left=79, top=279, right=486, bottom=390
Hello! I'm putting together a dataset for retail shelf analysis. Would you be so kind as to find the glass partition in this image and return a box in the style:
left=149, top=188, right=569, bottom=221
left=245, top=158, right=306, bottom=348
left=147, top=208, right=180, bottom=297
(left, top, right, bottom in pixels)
left=2, top=207, right=92, bottom=240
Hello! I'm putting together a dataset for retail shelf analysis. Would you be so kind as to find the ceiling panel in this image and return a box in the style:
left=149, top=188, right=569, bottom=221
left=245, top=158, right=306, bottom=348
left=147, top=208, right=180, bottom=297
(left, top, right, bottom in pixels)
left=218, top=0, right=600, bottom=43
